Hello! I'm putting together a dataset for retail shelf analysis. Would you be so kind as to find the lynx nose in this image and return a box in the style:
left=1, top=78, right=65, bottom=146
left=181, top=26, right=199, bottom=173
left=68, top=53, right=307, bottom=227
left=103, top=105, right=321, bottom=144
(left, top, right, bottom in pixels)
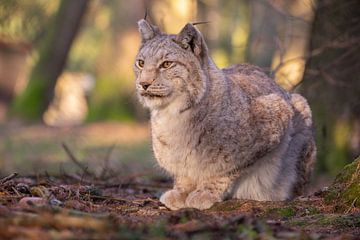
left=140, top=81, right=151, bottom=90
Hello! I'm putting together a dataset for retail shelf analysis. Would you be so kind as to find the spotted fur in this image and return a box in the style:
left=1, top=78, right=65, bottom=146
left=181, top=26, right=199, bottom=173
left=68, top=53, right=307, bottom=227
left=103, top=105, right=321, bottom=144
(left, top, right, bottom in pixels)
left=134, top=20, right=316, bottom=210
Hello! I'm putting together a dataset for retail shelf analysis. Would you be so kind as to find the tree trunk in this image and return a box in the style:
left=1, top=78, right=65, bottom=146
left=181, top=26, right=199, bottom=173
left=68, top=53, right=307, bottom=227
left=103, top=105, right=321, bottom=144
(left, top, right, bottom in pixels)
left=299, top=0, right=360, bottom=174
left=12, top=0, right=89, bottom=120
left=245, top=0, right=278, bottom=68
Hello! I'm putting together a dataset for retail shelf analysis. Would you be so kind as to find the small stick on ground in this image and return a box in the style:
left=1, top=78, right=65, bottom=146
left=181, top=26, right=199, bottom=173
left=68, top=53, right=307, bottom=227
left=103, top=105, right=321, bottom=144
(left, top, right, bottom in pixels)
left=100, top=143, right=116, bottom=180
left=62, top=143, right=94, bottom=177
left=12, top=186, right=22, bottom=197
left=0, top=172, right=18, bottom=184
left=344, top=197, right=358, bottom=214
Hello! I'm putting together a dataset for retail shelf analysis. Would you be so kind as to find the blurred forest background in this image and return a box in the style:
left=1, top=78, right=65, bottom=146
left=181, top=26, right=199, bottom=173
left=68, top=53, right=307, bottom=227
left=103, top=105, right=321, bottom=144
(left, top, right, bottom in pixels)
left=0, top=0, right=359, bottom=190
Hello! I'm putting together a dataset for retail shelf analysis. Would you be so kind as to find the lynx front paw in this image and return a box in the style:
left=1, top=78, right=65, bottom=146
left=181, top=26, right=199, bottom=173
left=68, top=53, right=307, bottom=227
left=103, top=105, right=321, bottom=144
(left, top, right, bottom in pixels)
left=159, top=189, right=187, bottom=210
left=185, top=190, right=222, bottom=210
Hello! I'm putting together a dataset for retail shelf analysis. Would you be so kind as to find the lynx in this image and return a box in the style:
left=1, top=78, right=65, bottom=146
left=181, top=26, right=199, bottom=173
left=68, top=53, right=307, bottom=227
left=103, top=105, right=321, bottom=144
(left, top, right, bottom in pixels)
left=133, top=19, right=316, bottom=210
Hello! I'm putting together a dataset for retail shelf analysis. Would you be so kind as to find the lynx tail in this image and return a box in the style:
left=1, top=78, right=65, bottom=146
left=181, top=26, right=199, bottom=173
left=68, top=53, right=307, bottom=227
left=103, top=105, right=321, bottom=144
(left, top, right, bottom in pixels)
left=291, top=93, right=317, bottom=196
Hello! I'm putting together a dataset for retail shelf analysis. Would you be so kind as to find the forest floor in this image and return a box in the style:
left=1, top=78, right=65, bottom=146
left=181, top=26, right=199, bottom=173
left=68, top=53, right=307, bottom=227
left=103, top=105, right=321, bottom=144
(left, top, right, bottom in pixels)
left=0, top=122, right=359, bottom=239
left=0, top=172, right=359, bottom=240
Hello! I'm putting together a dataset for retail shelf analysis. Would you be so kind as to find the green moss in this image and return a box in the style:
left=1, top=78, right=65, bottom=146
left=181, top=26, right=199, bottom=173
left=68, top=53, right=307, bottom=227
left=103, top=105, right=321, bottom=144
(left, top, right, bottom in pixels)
left=210, top=200, right=245, bottom=211
left=236, top=224, right=258, bottom=238
left=278, top=207, right=296, bottom=218
left=318, top=214, right=360, bottom=227
left=325, top=157, right=360, bottom=210
left=333, top=214, right=360, bottom=228
left=341, top=184, right=360, bottom=206
left=317, top=214, right=336, bottom=226
left=290, top=213, right=360, bottom=228
left=11, top=76, right=47, bottom=119
left=265, top=207, right=296, bottom=219
left=333, top=157, right=359, bottom=183
left=147, top=221, right=167, bottom=239
left=290, top=220, right=307, bottom=227
left=306, top=206, right=320, bottom=215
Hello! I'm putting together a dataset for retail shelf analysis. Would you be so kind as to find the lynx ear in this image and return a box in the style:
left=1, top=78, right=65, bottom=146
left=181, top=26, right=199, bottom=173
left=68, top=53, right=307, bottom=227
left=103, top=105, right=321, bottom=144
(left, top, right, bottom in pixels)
left=175, top=23, right=208, bottom=58
left=138, top=19, right=160, bottom=42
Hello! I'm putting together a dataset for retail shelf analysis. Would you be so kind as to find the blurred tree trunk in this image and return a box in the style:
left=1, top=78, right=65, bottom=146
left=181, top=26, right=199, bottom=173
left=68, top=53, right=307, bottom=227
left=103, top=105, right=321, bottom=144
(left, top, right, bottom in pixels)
left=246, top=0, right=278, bottom=69
left=12, top=0, right=89, bottom=120
left=299, top=0, right=360, bottom=174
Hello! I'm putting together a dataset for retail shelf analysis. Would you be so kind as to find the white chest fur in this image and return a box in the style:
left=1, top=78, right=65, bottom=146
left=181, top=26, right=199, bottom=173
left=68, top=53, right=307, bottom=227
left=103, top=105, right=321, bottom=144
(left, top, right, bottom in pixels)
left=150, top=99, right=200, bottom=178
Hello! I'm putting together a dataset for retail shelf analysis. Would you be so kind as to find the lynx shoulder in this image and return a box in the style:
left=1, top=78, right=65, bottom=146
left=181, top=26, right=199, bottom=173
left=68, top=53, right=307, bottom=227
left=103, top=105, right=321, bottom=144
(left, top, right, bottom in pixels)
left=133, top=19, right=316, bottom=210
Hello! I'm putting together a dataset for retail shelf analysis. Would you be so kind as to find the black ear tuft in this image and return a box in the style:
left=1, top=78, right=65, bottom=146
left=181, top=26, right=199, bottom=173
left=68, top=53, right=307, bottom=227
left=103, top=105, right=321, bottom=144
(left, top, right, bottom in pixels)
left=138, top=19, right=160, bottom=43
left=175, top=23, right=208, bottom=58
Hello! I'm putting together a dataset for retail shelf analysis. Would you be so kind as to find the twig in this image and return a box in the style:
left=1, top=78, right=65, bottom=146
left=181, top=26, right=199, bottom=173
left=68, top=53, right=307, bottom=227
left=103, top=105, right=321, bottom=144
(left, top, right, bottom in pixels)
left=79, top=168, right=88, bottom=185
left=0, top=172, right=18, bottom=184
left=100, top=143, right=116, bottom=179
left=12, top=187, right=22, bottom=197
left=62, top=172, right=94, bottom=185
left=319, top=68, right=342, bottom=86
left=271, top=35, right=360, bottom=82
left=61, top=142, right=93, bottom=177
left=261, top=0, right=312, bottom=24
left=344, top=197, right=358, bottom=214
left=322, top=46, right=359, bottom=71
left=270, top=37, right=287, bottom=78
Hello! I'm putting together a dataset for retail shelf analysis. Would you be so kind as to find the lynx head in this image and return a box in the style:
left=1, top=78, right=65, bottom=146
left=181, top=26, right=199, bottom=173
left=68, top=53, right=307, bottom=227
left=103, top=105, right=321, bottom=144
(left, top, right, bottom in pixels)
left=134, top=19, right=210, bottom=111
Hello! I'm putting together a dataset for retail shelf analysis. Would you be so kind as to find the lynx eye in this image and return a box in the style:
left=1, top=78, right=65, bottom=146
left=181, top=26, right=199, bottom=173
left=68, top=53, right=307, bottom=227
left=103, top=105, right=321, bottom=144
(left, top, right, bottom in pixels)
left=160, top=61, right=173, bottom=69
left=136, top=59, right=144, bottom=69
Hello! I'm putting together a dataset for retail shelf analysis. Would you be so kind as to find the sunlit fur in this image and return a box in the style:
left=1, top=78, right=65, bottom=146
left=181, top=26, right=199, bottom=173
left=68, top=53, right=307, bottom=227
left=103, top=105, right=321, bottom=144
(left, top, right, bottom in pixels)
left=134, top=20, right=316, bottom=210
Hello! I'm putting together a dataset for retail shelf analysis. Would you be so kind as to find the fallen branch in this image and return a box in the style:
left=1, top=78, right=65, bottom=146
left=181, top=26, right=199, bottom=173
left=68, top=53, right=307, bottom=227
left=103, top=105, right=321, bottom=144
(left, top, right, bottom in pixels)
left=99, top=143, right=116, bottom=180
left=61, top=143, right=94, bottom=177
left=0, top=172, right=18, bottom=184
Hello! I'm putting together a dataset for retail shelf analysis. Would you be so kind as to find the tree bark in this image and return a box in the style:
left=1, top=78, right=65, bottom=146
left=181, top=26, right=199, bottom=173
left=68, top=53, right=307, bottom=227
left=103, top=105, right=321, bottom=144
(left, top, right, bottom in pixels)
left=299, top=0, right=360, bottom=174
left=12, top=0, right=89, bottom=120
left=245, top=0, right=278, bottom=68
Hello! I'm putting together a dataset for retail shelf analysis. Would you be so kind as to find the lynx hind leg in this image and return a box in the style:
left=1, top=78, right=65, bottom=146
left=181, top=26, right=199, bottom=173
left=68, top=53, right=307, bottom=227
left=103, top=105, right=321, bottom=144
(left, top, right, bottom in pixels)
left=290, top=93, right=316, bottom=195
left=250, top=94, right=294, bottom=153
left=252, top=94, right=294, bottom=132
left=291, top=93, right=313, bottom=127
left=293, top=139, right=316, bottom=196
